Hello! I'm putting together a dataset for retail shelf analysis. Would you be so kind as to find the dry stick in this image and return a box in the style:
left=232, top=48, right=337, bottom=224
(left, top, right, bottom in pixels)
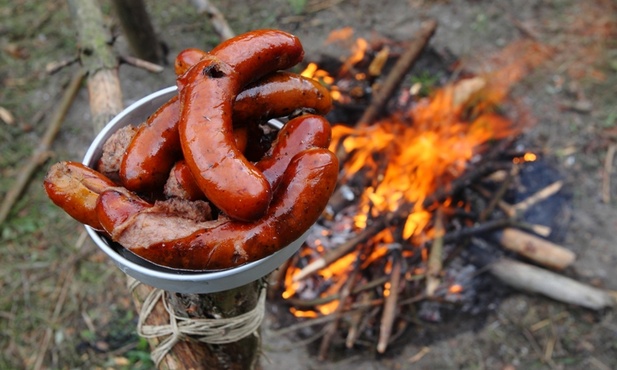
left=356, top=19, right=438, bottom=127
left=293, top=218, right=387, bottom=281
left=479, top=165, right=519, bottom=222
left=0, top=70, right=85, bottom=225
left=377, top=253, right=402, bottom=353
left=189, top=0, right=235, bottom=41
left=512, top=180, right=563, bottom=215
left=119, top=55, right=164, bottom=73
left=425, top=209, right=445, bottom=297
left=318, top=264, right=360, bottom=360
left=488, top=258, right=617, bottom=310
left=602, top=144, right=616, bottom=204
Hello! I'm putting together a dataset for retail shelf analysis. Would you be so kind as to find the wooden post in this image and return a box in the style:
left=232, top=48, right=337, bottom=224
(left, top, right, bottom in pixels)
left=111, top=0, right=165, bottom=64
left=66, top=0, right=262, bottom=368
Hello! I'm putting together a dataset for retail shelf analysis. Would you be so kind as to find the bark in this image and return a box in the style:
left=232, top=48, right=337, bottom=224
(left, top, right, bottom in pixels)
left=111, top=0, right=165, bottom=64
left=66, top=0, right=123, bottom=131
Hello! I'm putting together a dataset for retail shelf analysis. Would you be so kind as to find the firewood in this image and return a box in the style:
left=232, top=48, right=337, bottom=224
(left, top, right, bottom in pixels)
left=489, top=258, right=616, bottom=310
left=377, top=254, right=402, bottom=353
left=356, top=19, right=437, bottom=127
left=497, top=228, right=575, bottom=270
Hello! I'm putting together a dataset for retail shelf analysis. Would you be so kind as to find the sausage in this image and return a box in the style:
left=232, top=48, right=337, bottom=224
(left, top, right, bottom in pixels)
left=177, top=30, right=305, bottom=221
left=175, top=48, right=207, bottom=76
left=120, top=72, right=328, bottom=194
left=208, top=29, right=304, bottom=87
left=43, top=161, right=117, bottom=230
left=96, top=148, right=339, bottom=270
left=163, top=114, right=332, bottom=199
left=256, top=114, right=332, bottom=191
left=164, top=160, right=206, bottom=201
left=233, top=72, right=332, bottom=123
left=119, top=96, right=183, bottom=194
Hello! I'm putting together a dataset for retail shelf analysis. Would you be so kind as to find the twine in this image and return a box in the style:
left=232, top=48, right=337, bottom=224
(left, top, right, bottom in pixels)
left=128, top=277, right=266, bottom=366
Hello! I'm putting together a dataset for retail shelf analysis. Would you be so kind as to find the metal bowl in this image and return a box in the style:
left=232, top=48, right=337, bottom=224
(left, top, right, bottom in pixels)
left=82, top=86, right=306, bottom=293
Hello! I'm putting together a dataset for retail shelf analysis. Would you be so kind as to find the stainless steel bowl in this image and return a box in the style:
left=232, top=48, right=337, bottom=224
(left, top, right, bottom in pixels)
left=82, top=86, right=307, bottom=293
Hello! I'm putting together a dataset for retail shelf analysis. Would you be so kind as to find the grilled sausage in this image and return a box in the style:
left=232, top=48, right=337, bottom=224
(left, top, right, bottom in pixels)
left=96, top=148, right=339, bottom=270
left=44, top=161, right=117, bottom=230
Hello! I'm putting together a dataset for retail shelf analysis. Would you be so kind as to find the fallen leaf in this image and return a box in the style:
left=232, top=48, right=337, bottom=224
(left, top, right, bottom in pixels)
left=0, top=106, right=15, bottom=125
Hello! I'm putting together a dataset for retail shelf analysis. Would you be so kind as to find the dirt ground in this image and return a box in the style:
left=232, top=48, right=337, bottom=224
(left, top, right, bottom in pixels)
left=1, top=0, right=616, bottom=369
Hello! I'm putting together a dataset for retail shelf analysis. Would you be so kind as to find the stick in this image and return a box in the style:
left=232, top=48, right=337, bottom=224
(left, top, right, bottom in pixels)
left=497, top=228, right=575, bottom=270
left=119, top=55, right=164, bottom=73
left=377, top=253, right=402, bottom=353
left=0, top=70, right=85, bottom=225
left=513, top=180, right=563, bottom=214
left=602, top=144, right=616, bottom=204
left=425, top=209, right=444, bottom=297
left=189, top=0, right=235, bottom=41
left=356, top=19, right=437, bottom=127
left=293, top=218, right=387, bottom=281
left=489, top=258, right=616, bottom=310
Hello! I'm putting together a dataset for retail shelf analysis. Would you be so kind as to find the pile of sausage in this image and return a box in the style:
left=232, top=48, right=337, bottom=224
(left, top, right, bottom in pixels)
left=44, top=30, right=339, bottom=270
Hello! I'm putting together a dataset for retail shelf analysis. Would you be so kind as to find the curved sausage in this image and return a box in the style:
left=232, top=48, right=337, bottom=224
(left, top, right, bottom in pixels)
left=175, top=48, right=207, bottom=76
left=119, top=96, right=182, bottom=193
left=256, top=114, right=332, bottom=191
left=120, top=72, right=328, bottom=194
left=163, top=114, right=332, bottom=199
left=96, top=148, right=339, bottom=270
left=44, top=161, right=117, bottom=230
left=177, top=30, right=305, bottom=221
left=208, top=29, right=304, bottom=86
left=233, top=72, right=332, bottom=123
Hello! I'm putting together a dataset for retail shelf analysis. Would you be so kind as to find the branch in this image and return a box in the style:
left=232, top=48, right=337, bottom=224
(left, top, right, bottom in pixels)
left=0, top=70, right=85, bottom=225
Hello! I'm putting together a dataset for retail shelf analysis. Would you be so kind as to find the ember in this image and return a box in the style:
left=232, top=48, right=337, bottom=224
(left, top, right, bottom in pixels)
left=269, top=22, right=572, bottom=358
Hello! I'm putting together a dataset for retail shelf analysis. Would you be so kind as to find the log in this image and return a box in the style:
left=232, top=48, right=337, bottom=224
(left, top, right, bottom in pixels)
left=111, top=0, right=165, bottom=63
left=497, top=228, right=575, bottom=270
left=489, top=258, right=616, bottom=310
left=67, top=0, right=123, bottom=132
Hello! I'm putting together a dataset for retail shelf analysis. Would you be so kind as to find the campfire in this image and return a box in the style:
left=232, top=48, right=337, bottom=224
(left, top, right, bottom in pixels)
left=265, top=23, right=604, bottom=358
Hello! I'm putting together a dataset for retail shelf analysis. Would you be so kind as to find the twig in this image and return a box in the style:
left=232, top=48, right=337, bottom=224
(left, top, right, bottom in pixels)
left=119, top=55, right=164, bottom=73
left=46, top=56, right=80, bottom=75
left=0, top=70, right=85, bottom=225
left=488, top=258, right=616, bottom=310
left=377, top=253, right=402, bottom=353
left=425, top=209, right=444, bottom=297
left=318, top=262, right=360, bottom=360
left=602, top=144, right=616, bottom=204
left=189, top=0, right=235, bottom=41
left=356, top=19, right=437, bottom=127
left=513, top=180, right=563, bottom=214
left=293, top=218, right=387, bottom=281
left=479, top=165, right=519, bottom=221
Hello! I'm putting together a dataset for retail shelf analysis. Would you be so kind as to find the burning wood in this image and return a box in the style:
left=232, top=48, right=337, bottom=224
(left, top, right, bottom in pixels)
left=268, top=23, right=584, bottom=358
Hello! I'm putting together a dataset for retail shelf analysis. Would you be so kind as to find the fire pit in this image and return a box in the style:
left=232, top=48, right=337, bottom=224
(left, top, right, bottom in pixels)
left=265, top=24, right=614, bottom=359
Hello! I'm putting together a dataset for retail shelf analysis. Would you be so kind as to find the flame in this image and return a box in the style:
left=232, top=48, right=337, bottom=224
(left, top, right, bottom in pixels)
left=282, top=38, right=548, bottom=318
left=331, top=78, right=520, bottom=243
left=449, top=284, right=463, bottom=294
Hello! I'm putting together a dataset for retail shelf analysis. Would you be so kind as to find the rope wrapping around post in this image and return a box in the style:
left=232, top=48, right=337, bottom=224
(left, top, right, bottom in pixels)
left=128, top=277, right=266, bottom=367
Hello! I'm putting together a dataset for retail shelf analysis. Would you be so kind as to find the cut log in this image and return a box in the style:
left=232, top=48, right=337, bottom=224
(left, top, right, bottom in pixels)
left=489, top=258, right=616, bottom=310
